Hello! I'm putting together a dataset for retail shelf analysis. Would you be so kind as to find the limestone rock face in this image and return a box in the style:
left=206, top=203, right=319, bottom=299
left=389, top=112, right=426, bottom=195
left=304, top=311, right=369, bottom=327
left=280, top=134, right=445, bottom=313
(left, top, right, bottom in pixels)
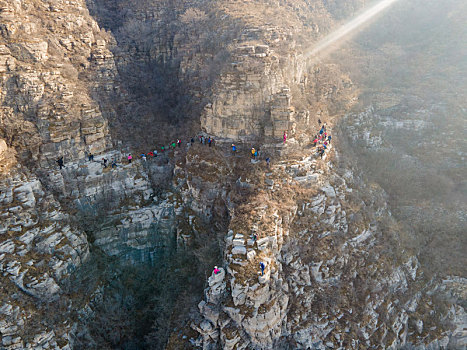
left=0, top=0, right=116, bottom=167
left=0, top=167, right=89, bottom=349
left=200, top=46, right=300, bottom=140
left=192, top=132, right=466, bottom=349
left=39, top=151, right=181, bottom=262
left=196, top=1, right=358, bottom=142
left=0, top=0, right=120, bottom=347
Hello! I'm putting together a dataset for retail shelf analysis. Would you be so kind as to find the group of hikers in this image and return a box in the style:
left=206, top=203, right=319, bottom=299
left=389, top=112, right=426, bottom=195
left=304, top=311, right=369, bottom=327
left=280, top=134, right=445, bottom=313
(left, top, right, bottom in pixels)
left=127, top=136, right=217, bottom=164
left=198, top=135, right=216, bottom=147
left=55, top=135, right=219, bottom=170
left=87, top=153, right=117, bottom=168
left=313, top=119, right=332, bottom=159
left=56, top=121, right=331, bottom=171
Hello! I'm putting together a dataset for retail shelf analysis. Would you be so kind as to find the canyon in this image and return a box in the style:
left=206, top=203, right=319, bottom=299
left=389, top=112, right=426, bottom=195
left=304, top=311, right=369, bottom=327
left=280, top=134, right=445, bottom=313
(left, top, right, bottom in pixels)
left=0, top=0, right=465, bottom=349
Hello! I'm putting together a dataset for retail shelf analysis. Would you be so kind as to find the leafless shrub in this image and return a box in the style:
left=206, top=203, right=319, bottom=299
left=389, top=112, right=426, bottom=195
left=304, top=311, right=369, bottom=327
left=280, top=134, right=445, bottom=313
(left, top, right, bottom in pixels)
left=179, top=8, right=207, bottom=26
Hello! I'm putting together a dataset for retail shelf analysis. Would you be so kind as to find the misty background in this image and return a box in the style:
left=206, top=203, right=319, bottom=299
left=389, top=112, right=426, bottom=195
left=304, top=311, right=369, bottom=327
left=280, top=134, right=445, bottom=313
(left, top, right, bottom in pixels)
left=334, top=0, right=466, bottom=277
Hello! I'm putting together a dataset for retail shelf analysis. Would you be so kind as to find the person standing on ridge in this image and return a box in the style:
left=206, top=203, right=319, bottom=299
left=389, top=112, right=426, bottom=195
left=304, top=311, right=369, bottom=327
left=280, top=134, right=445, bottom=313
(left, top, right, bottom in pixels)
left=56, top=156, right=64, bottom=170
left=283, top=130, right=287, bottom=143
left=328, top=135, right=332, bottom=144
left=260, top=262, right=266, bottom=276
left=88, top=153, right=94, bottom=162
left=208, top=137, right=212, bottom=147
left=128, top=154, right=132, bottom=164
left=266, top=157, right=270, bottom=168
left=232, top=144, right=236, bottom=154
left=142, top=154, right=147, bottom=162
left=102, top=158, right=108, bottom=168
left=318, top=118, right=321, bottom=125
left=251, top=148, right=256, bottom=159
left=177, top=139, right=181, bottom=148
left=213, top=266, right=220, bottom=275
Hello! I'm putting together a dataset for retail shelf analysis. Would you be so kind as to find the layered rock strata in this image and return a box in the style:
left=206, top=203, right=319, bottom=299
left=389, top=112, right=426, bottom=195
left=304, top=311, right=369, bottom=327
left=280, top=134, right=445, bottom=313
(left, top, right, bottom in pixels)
left=0, top=162, right=89, bottom=348
left=190, top=131, right=466, bottom=349
left=0, top=0, right=117, bottom=166
left=0, top=0, right=123, bottom=347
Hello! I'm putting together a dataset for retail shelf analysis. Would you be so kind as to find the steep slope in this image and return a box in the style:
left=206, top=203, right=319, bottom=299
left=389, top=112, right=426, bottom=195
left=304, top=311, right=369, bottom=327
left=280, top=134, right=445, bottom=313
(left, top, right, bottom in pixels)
left=187, top=125, right=465, bottom=349
left=0, top=0, right=116, bottom=165
left=0, top=0, right=114, bottom=347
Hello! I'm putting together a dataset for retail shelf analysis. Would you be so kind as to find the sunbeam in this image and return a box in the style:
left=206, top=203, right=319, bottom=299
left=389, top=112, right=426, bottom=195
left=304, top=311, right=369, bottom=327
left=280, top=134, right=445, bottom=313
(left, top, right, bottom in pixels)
left=305, top=0, right=401, bottom=62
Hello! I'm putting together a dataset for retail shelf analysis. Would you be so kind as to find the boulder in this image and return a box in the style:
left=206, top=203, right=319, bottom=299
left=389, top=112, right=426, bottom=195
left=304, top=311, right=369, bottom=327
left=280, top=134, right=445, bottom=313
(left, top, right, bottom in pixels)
left=247, top=250, right=256, bottom=261
left=321, top=184, right=336, bottom=198
left=208, top=268, right=225, bottom=287
left=0, top=139, right=7, bottom=155
left=232, top=246, right=247, bottom=255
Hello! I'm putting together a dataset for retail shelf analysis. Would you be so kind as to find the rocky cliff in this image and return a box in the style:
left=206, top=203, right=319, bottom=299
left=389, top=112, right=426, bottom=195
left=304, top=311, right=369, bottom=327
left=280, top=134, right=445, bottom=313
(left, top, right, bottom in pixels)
left=0, top=0, right=465, bottom=349
left=1, top=0, right=109, bottom=347
left=189, top=137, right=466, bottom=349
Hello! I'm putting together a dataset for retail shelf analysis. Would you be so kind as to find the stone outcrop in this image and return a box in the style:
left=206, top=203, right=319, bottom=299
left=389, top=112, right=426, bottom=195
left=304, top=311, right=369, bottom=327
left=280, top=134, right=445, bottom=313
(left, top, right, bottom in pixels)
left=0, top=0, right=122, bottom=347
left=0, top=0, right=116, bottom=167
left=190, top=126, right=466, bottom=349
left=38, top=151, right=181, bottom=262
left=0, top=166, right=89, bottom=349
left=201, top=42, right=301, bottom=140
